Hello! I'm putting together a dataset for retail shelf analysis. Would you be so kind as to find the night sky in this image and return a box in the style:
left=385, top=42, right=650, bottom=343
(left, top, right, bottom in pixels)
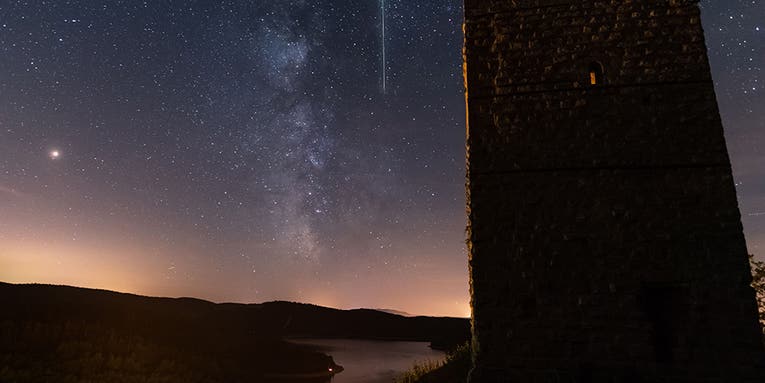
left=0, top=1, right=762, bottom=317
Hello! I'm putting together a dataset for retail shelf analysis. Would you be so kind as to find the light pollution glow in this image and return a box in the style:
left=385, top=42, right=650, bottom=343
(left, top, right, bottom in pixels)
left=0, top=204, right=470, bottom=317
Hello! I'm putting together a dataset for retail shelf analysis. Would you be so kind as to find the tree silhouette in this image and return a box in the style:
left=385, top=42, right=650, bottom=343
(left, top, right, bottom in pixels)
left=751, top=255, right=765, bottom=336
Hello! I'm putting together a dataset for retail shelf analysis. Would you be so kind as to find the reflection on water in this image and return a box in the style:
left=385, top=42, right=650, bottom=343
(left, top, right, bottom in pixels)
left=289, top=338, right=446, bottom=383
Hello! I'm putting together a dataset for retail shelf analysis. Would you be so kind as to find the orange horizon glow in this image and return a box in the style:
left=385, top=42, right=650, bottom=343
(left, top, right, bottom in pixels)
left=0, top=233, right=470, bottom=317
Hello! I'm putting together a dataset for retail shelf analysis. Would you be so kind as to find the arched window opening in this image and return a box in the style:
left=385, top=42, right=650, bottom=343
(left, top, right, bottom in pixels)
left=589, top=62, right=604, bottom=85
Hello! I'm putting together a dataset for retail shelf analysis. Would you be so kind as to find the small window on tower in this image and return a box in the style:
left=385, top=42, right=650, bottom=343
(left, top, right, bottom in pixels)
left=589, top=62, right=604, bottom=85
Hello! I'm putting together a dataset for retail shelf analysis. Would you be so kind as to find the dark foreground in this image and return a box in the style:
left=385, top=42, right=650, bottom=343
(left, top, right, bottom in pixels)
left=0, top=282, right=468, bottom=383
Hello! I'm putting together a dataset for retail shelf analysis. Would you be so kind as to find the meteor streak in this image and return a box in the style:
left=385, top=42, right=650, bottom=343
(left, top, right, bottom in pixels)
left=381, top=0, right=387, bottom=94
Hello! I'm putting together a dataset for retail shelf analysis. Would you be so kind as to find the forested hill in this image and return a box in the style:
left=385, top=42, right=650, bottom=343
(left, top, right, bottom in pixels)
left=0, top=282, right=468, bottom=345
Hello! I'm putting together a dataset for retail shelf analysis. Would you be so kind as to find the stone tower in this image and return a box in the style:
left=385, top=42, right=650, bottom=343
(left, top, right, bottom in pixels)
left=464, top=1, right=765, bottom=382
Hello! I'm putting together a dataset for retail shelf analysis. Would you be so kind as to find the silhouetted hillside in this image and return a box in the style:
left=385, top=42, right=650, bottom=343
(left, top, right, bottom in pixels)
left=0, top=282, right=469, bottom=382
left=375, top=308, right=413, bottom=317
left=258, top=301, right=468, bottom=348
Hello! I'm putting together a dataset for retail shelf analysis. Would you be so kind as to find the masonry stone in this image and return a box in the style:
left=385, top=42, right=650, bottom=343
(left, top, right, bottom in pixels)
left=464, top=1, right=765, bottom=382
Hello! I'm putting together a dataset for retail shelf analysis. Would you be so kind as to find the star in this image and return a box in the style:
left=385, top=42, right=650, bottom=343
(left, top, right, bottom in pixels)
left=49, top=150, right=61, bottom=160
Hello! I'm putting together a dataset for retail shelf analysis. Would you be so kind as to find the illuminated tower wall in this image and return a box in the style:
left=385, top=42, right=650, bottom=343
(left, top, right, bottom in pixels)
left=464, top=1, right=765, bottom=381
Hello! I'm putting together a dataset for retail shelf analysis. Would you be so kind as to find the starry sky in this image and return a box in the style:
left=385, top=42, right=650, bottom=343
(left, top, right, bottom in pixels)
left=0, top=1, right=762, bottom=317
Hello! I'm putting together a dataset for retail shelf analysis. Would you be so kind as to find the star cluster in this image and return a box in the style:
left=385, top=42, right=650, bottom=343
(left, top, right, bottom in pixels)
left=0, top=1, right=761, bottom=316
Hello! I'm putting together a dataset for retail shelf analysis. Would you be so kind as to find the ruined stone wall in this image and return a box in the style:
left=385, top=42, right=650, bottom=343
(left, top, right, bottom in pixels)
left=464, top=1, right=765, bottom=382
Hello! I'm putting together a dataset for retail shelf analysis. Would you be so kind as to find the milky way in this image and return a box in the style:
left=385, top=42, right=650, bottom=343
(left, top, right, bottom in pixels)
left=0, top=1, right=762, bottom=316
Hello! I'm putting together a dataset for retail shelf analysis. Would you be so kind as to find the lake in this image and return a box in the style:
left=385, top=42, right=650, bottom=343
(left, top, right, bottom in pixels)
left=288, top=338, right=446, bottom=383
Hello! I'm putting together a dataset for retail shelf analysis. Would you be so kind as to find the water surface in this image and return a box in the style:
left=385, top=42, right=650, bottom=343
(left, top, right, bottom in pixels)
left=289, top=338, right=446, bottom=383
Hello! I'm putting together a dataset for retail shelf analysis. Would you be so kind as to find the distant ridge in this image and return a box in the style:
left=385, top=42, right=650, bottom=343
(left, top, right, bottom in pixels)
left=2, top=282, right=444, bottom=319
left=0, top=281, right=469, bottom=346
left=375, top=308, right=414, bottom=317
